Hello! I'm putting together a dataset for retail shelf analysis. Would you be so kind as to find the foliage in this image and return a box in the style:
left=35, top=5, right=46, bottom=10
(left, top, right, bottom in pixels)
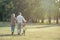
left=0, top=0, right=60, bottom=23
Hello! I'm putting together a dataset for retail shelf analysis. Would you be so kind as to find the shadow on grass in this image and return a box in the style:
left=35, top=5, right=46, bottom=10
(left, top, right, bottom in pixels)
left=39, top=25, right=55, bottom=28
left=33, top=24, right=60, bottom=29
left=0, top=34, right=19, bottom=37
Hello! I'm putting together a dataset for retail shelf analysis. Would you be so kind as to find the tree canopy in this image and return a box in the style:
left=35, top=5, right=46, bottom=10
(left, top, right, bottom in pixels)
left=0, top=0, right=60, bottom=23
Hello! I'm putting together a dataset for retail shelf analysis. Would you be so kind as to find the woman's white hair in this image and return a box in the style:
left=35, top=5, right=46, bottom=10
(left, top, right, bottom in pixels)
left=12, top=13, right=15, bottom=17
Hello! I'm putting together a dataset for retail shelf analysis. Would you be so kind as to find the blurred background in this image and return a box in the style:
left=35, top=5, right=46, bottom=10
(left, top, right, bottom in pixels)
left=0, top=0, right=60, bottom=26
left=0, top=0, right=60, bottom=40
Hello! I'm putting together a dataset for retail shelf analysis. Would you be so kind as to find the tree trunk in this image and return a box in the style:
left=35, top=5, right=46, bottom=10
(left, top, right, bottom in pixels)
left=56, top=17, right=59, bottom=24
left=41, top=18, right=44, bottom=23
left=48, top=17, right=51, bottom=24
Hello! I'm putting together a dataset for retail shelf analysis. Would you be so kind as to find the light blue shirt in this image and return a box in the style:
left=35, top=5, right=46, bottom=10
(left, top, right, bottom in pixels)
left=17, top=15, right=25, bottom=23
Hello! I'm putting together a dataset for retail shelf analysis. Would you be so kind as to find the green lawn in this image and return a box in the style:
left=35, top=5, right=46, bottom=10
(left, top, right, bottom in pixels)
left=0, top=25, right=60, bottom=40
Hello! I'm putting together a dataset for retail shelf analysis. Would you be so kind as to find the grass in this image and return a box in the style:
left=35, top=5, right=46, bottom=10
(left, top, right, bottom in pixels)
left=0, top=25, right=60, bottom=40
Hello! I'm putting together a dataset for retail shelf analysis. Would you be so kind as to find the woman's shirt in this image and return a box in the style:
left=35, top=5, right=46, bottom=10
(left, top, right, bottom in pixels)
left=11, top=16, right=16, bottom=25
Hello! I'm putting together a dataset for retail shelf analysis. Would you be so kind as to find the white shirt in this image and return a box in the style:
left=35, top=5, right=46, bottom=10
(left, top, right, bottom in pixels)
left=17, top=15, right=26, bottom=23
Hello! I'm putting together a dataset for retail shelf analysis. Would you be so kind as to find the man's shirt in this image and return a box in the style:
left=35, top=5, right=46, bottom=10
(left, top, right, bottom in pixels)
left=17, top=15, right=26, bottom=23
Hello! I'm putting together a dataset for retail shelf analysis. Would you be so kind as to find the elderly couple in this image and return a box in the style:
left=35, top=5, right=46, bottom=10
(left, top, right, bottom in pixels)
left=11, top=12, right=26, bottom=35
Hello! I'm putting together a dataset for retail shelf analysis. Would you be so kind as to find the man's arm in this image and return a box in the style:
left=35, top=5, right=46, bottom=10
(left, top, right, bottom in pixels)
left=22, top=16, right=27, bottom=23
